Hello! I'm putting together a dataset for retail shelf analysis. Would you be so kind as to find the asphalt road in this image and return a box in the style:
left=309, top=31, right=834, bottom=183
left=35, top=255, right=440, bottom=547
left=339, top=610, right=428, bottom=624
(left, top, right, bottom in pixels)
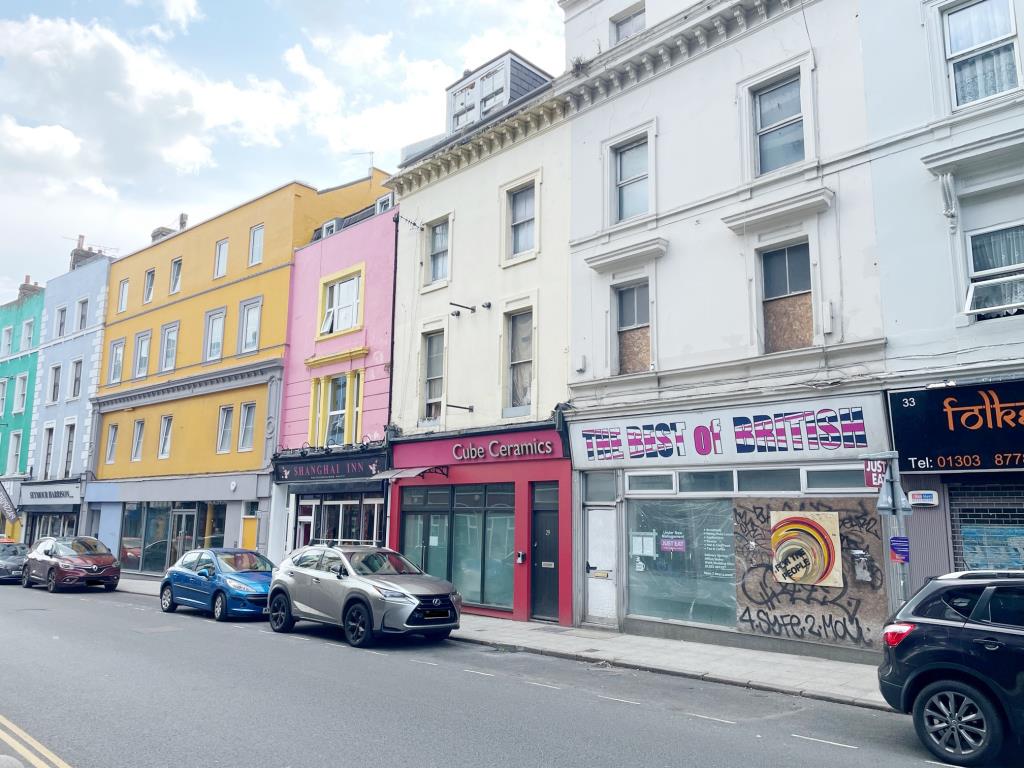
left=1, top=584, right=1021, bottom=768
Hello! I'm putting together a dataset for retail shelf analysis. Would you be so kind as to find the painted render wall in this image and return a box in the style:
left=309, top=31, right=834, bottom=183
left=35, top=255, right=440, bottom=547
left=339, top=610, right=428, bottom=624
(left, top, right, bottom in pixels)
left=280, top=207, right=397, bottom=449
left=0, top=287, right=44, bottom=476
left=566, top=0, right=883, bottom=405
left=28, top=256, right=110, bottom=481
left=391, top=121, right=572, bottom=435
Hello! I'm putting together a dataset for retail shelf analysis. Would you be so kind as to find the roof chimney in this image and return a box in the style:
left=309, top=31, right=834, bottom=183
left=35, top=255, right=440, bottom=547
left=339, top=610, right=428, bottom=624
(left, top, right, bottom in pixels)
left=179, top=212, right=188, bottom=231
left=18, top=274, right=42, bottom=300
left=151, top=226, right=176, bottom=243
left=77, top=234, right=85, bottom=250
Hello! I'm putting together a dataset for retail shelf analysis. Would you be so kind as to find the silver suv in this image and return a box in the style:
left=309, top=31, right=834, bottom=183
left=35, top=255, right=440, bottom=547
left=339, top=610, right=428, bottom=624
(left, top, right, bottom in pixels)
left=268, top=545, right=461, bottom=647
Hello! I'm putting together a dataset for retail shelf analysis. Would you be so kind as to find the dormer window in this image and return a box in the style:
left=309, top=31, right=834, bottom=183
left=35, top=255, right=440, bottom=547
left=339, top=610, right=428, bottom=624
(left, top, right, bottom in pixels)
left=322, top=220, right=337, bottom=238
left=613, top=6, right=645, bottom=44
left=479, top=67, right=505, bottom=114
left=452, top=84, right=475, bottom=129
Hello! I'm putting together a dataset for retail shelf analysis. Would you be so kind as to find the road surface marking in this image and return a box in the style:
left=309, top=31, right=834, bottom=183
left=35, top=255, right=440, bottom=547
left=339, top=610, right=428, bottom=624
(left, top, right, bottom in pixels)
left=463, top=669, right=495, bottom=677
left=409, top=659, right=438, bottom=666
left=525, top=681, right=561, bottom=689
left=791, top=734, right=858, bottom=749
left=365, top=650, right=385, bottom=655
left=0, top=714, right=74, bottom=768
left=924, top=762, right=959, bottom=767
left=685, top=712, right=736, bottom=724
left=597, top=695, right=641, bottom=705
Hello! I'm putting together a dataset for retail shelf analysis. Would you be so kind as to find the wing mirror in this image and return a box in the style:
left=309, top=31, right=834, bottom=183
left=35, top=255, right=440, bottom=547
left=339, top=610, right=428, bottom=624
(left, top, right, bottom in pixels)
left=329, top=563, right=347, bottom=579
left=198, top=567, right=213, bottom=579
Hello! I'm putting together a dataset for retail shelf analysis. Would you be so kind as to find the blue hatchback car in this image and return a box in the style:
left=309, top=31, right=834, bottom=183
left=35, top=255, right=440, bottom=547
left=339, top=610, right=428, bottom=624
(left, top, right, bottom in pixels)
left=159, top=548, right=274, bottom=621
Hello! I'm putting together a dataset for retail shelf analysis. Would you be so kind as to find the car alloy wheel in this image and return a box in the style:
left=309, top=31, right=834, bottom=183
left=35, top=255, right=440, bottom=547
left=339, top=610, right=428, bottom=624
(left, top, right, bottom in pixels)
left=160, top=586, right=177, bottom=613
left=268, top=594, right=293, bottom=633
left=213, top=592, right=228, bottom=622
left=21, top=569, right=31, bottom=588
left=46, top=571, right=58, bottom=593
left=923, top=690, right=988, bottom=757
left=344, top=602, right=374, bottom=648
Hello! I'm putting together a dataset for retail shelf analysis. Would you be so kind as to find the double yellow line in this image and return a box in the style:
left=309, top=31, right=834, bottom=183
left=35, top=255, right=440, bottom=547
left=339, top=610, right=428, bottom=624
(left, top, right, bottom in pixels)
left=0, top=715, right=73, bottom=768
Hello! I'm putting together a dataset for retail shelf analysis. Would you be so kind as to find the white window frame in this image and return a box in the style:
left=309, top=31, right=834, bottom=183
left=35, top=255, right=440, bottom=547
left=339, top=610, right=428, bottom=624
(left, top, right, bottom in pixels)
left=238, top=296, right=262, bottom=354
left=41, top=425, right=55, bottom=481
left=0, top=379, right=6, bottom=415
left=48, top=364, right=61, bottom=404
left=505, top=309, right=534, bottom=416
left=614, top=137, right=649, bottom=223
left=616, top=281, right=651, bottom=331
left=158, top=415, right=173, bottom=459
left=117, top=279, right=129, bottom=313
left=143, top=268, right=155, bottom=304
left=169, top=258, right=182, bottom=295
left=76, top=298, right=89, bottom=331
left=133, top=331, right=151, bottom=379
left=320, top=275, right=360, bottom=336
left=214, top=238, right=229, bottom=278
left=375, top=193, right=393, bottom=214
left=963, top=218, right=1024, bottom=316
left=602, top=121, right=657, bottom=231
left=238, top=402, right=256, bottom=452
left=55, top=306, right=67, bottom=338
left=60, top=420, right=76, bottom=478
left=216, top=405, right=234, bottom=454
left=425, top=218, right=451, bottom=287
left=1, top=326, right=12, bottom=356
left=248, top=224, right=264, bottom=267
left=738, top=57, right=817, bottom=183
left=943, top=0, right=1022, bottom=109
left=325, top=376, right=348, bottom=446
left=130, top=419, right=144, bottom=462
left=625, top=463, right=870, bottom=499
left=109, top=338, right=125, bottom=384
left=321, top=220, right=337, bottom=239
left=761, top=242, right=813, bottom=301
left=160, top=322, right=179, bottom=373
left=478, top=66, right=506, bottom=114
left=204, top=308, right=226, bottom=362
left=422, top=331, right=444, bottom=422
left=105, top=423, right=118, bottom=465
left=612, top=4, right=646, bottom=45
left=69, top=358, right=83, bottom=399
left=7, top=430, right=22, bottom=475
left=12, top=373, right=27, bottom=414
left=21, top=318, right=34, bottom=349
left=753, top=74, right=805, bottom=176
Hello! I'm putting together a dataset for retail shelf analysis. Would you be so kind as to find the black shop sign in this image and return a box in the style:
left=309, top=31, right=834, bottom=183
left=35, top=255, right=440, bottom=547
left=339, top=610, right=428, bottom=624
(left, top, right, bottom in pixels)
left=273, top=451, right=387, bottom=483
left=889, top=381, right=1024, bottom=472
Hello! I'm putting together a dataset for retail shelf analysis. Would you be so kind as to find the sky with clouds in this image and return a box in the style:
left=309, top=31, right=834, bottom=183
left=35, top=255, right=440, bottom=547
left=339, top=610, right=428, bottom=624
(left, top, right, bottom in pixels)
left=0, top=0, right=565, bottom=302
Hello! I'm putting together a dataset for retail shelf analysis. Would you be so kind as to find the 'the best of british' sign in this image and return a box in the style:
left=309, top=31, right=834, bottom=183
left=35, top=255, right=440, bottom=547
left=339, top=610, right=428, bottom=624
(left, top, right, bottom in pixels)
left=569, top=395, right=888, bottom=470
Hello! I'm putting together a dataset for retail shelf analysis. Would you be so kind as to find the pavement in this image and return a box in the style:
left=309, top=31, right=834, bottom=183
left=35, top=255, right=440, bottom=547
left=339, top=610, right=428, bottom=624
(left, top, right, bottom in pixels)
left=116, top=577, right=887, bottom=711
left=9, top=583, right=1010, bottom=768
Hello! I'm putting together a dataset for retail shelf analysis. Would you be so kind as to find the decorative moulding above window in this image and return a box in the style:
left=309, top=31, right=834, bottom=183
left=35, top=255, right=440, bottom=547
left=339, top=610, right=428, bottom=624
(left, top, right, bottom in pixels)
left=584, top=236, right=668, bottom=272
left=304, top=346, right=369, bottom=369
left=921, top=128, right=1024, bottom=176
left=721, top=187, right=834, bottom=235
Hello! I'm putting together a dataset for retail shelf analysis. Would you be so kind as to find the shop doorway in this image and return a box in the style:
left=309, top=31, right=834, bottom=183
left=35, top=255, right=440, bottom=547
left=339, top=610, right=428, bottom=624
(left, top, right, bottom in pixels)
left=531, top=509, right=559, bottom=620
left=168, top=511, right=196, bottom=566
left=584, top=506, right=617, bottom=626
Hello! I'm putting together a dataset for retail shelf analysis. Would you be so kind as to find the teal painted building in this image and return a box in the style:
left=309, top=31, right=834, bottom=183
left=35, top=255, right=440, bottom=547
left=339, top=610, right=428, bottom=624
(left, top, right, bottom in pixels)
left=1, top=277, right=44, bottom=539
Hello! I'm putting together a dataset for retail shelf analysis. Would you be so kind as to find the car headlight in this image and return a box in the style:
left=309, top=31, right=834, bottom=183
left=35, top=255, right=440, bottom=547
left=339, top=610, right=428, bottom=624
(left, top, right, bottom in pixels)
left=224, top=578, right=257, bottom=593
left=59, top=560, right=75, bottom=570
left=451, top=591, right=462, bottom=603
left=112, top=560, right=121, bottom=568
left=373, top=586, right=411, bottom=602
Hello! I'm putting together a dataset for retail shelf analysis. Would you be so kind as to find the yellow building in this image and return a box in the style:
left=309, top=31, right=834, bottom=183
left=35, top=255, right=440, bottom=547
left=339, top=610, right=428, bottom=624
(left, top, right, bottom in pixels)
left=86, top=172, right=390, bottom=573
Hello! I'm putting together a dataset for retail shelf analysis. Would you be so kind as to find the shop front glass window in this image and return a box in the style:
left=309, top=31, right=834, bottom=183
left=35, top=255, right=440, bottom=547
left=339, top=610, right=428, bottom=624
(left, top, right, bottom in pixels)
left=142, top=503, right=171, bottom=572
left=195, top=503, right=226, bottom=549
left=119, top=504, right=143, bottom=571
left=403, top=514, right=426, bottom=570
left=453, top=511, right=483, bottom=604
left=484, top=512, right=514, bottom=608
left=627, top=499, right=736, bottom=627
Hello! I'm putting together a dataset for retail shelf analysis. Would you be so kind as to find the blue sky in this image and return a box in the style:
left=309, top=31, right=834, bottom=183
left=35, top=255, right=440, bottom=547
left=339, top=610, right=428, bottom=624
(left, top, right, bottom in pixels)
left=0, top=0, right=564, bottom=301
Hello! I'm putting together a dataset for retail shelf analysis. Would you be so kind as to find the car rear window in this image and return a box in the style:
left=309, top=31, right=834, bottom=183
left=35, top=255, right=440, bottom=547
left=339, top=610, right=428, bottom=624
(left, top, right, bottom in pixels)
left=913, top=586, right=985, bottom=621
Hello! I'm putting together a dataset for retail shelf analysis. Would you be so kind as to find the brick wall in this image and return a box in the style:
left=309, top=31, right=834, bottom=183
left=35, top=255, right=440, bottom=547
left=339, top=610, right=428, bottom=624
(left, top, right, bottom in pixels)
left=947, top=483, right=1024, bottom=570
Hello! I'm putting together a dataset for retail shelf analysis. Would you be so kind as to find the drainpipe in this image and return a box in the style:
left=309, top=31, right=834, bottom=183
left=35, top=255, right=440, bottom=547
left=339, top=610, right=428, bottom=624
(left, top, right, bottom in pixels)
left=387, top=211, right=399, bottom=429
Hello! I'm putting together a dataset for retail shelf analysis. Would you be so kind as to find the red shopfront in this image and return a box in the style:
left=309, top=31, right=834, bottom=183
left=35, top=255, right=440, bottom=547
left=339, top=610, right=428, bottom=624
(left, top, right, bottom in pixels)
left=387, top=424, right=572, bottom=625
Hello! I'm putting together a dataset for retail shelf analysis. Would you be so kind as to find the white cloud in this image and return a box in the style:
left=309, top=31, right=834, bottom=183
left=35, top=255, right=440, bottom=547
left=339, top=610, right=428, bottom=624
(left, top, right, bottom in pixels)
left=161, top=135, right=215, bottom=174
left=0, top=114, right=82, bottom=158
left=162, top=0, right=202, bottom=32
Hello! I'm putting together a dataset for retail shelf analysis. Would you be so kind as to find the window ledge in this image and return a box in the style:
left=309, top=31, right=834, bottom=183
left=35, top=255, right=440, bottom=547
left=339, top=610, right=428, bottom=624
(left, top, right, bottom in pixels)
left=585, top=236, right=667, bottom=273
left=502, top=405, right=532, bottom=418
left=722, top=187, right=834, bottom=235
left=315, top=325, right=364, bottom=344
left=305, top=346, right=370, bottom=368
left=420, top=280, right=449, bottom=295
left=922, top=125, right=1024, bottom=176
left=502, top=250, right=539, bottom=268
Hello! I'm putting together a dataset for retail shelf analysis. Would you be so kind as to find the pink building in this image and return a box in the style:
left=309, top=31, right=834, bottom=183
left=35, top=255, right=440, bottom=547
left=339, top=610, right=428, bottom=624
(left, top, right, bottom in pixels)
left=271, top=200, right=397, bottom=558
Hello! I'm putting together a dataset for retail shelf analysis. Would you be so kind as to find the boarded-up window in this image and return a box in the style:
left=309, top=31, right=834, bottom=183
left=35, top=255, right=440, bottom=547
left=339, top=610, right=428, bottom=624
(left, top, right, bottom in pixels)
left=762, top=244, right=812, bottom=353
left=617, top=283, right=650, bottom=374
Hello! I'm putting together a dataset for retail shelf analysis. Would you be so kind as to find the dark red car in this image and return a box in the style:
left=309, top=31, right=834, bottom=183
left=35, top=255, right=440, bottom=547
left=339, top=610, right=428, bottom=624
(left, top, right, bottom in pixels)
left=22, top=536, right=120, bottom=592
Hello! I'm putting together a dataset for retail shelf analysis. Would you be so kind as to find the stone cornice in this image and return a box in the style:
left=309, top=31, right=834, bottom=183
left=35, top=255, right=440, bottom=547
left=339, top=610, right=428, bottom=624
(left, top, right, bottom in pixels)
left=721, top=187, right=834, bottom=234
left=390, top=0, right=811, bottom=197
left=921, top=127, right=1024, bottom=175
left=304, top=346, right=370, bottom=368
left=584, top=236, right=668, bottom=272
left=94, top=358, right=283, bottom=413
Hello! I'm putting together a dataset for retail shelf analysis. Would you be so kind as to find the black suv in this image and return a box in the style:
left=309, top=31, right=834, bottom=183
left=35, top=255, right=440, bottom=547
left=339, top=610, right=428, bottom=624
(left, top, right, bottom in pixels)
left=879, top=571, right=1024, bottom=766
